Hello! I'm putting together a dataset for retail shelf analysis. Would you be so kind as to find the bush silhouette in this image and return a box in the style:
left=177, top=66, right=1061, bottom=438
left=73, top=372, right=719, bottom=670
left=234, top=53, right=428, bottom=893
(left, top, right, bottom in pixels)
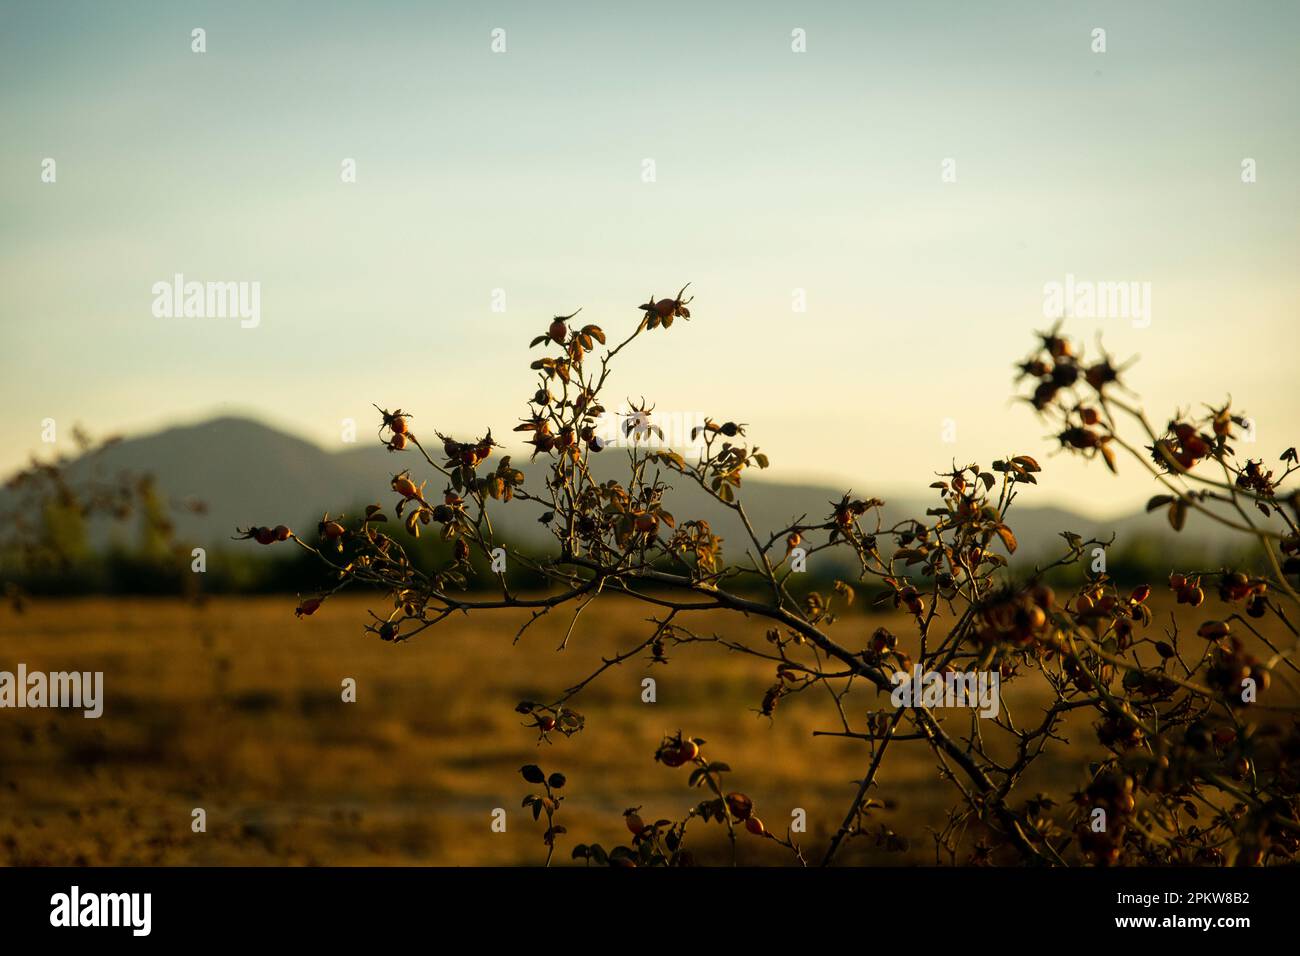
left=245, top=290, right=1299, bottom=867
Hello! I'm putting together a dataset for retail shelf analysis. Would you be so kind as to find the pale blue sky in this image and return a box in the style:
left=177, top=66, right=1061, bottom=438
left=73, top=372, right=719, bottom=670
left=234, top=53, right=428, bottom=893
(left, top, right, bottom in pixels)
left=2, top=1, right=1297, bottom=515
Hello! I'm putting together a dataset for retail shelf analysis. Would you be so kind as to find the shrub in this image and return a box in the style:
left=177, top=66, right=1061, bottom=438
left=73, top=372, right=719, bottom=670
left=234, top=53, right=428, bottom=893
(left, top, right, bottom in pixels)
left=247, top=292, right=1300, bottom=866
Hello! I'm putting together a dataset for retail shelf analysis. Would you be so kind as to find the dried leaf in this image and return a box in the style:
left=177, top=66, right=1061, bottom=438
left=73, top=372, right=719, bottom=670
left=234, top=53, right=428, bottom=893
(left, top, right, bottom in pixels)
left=1168, top=498, right=1187, bottom=532
left=995, top=525, right=1018, bottom=554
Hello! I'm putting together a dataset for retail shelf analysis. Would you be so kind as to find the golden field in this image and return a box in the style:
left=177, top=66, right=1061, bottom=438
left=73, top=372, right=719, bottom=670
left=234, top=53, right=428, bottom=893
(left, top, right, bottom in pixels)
left=0, top=593, right=1291, bottom=866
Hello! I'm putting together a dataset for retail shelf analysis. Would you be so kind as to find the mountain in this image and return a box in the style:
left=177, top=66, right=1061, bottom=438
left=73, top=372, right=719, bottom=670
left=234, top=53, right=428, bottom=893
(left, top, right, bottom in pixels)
left=2, top=416, right=1244, bottom=569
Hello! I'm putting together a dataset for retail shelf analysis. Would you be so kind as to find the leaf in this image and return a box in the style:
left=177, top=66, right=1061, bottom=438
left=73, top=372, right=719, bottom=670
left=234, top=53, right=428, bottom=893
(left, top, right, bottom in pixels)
left=1100, top=443, right=1117, bottom=473
left=994, top=525, right=1018, bottom=554
left=520, top=764, right=546, bottom=784
left=1168, top=498, right=1187, bottom=532
left=547, top=772, right=566, bottom=790
left=654, top=450, right=685, bottom=469
left=1146, top=495, right=1174, bottom=512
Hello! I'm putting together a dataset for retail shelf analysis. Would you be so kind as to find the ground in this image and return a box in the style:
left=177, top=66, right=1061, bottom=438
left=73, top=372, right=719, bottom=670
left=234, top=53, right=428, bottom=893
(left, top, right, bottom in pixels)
left=0, top=592, right=1288, bottom=865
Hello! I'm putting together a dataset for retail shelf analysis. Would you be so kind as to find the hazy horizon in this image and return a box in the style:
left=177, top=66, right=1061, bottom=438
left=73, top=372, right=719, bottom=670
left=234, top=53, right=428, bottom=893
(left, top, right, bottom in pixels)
left=3, top=403, right=1146, bottom=518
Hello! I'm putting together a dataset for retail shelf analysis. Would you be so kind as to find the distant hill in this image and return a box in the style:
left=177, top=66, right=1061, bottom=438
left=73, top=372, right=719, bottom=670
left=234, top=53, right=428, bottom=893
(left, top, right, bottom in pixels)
left=2, top=416, right=1247, bottom=572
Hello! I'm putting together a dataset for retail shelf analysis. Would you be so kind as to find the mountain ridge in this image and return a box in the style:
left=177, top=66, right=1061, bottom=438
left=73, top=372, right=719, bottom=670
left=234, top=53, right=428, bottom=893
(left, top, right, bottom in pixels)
left=4, top=416, right=1243, bottom=566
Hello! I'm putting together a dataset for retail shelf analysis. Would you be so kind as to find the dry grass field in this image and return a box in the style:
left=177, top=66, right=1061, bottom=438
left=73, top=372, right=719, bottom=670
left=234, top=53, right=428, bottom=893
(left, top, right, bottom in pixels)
left=0, top=593, right=1291, bottom=866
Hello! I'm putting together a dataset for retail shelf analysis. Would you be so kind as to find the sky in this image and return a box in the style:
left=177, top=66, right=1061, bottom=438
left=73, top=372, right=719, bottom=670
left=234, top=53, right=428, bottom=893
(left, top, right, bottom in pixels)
left=1, top=0, right=1297, bottom=517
